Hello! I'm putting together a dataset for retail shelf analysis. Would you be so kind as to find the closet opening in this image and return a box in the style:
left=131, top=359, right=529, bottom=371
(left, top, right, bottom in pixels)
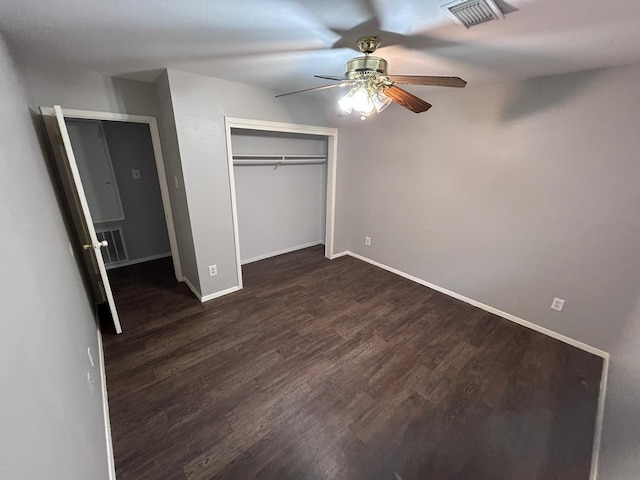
left=225, top=117, right=338, bottom=289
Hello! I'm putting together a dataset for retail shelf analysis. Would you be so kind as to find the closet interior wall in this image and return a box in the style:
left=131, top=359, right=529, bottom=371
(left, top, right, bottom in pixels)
left=66, top=119, right=172, bottom=268
left=231, top=128, right=327, bottom=264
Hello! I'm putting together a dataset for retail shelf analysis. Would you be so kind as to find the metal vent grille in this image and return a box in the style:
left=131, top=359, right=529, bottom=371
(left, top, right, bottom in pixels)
left=444, top=0, right=503, bottom=28
left=96, top=227, right=128, bottom=265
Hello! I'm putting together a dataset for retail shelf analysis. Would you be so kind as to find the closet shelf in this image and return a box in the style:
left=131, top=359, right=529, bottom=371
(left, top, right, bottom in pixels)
left=232, top=154, right=326, bottom=166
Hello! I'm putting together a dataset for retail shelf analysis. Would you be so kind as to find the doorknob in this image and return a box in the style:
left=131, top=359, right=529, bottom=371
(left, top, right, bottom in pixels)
left=83, top=240, right=109, bottom=250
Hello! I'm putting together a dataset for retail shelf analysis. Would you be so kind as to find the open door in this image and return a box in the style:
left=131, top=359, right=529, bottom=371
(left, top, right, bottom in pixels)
left=41, top=105, right=122, bottom=334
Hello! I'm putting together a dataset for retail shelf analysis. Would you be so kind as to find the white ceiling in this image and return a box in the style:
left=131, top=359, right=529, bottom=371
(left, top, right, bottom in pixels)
left=2, top=0, right=640, bottom=94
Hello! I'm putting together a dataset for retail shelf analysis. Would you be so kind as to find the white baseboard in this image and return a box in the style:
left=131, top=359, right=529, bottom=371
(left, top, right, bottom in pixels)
left=183, top=275, right=241, bottom=303
left=96, top=327, right=116, bottom=480
left=329, top=250, right=349, bottom=259
left=241, top=241, right=322, bottom=265
left=342, top=250, right=609, bottom=480
left=345, top=251, right=607, bottom=358
left=201, top=285, right=242, bottom=302
left=183, top=276, right=201, bottom=301
left=105, top=252, right=171, bottom=270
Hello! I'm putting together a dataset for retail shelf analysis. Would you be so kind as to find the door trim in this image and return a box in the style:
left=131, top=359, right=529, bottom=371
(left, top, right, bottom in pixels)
left=224, top=117, right=339, bottom=290
left=40, top=107, right=183, bottom=282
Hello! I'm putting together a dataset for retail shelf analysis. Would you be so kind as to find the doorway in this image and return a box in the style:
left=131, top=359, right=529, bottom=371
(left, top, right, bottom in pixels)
left=54, top=108, right=181, bottom=279
left=65, top=118, right=173, bottom=271
left=41, top=107, right=182, bottom=333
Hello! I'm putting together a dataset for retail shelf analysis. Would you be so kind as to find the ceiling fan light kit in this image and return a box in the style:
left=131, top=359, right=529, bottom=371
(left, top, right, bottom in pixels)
left=276, top=36, right=467, bottom=119
left=339, top=49, right=392, bottom=119
left=338, top=84, right=391, bottom=119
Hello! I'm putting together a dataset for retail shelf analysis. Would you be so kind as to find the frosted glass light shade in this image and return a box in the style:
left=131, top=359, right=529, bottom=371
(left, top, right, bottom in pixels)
left=338, top=82, right=391, bottom=119
left=338, top=89, right=354, bottom=113
left=372, top=91, right=392, bottom=112
left=351, top=88, right=376, bottom=115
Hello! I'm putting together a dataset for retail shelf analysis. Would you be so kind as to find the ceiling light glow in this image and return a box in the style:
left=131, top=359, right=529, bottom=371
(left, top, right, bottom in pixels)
left=338, top=81, right=391, bottom=120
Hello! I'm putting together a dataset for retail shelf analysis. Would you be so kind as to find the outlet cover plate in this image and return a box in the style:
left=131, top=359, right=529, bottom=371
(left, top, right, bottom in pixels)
left=551, top=297, right=565, bottom=312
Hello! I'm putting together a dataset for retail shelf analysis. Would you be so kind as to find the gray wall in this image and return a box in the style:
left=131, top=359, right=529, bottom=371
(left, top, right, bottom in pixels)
left=0, top=34, right=110, bottom=479
left=15, top=56, right=336, bottom=300
left=153, top=70, right=199, bottom=290
left=16, top=57, right=200, bottom=290
left=231, top=130, right=327, bottom=263
left=165, top=69, right=333, bottom=297
left=335, top=63, right=640, bottom=480
left=101, top=120, right=171, bottom=263
left=18, top=58, right=161, bottom=117
left=14, top=39, right=636, bottom=479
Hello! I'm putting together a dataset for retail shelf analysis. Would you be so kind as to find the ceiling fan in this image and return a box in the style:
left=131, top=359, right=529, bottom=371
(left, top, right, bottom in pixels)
left=276, top=36, right=467, bottom=119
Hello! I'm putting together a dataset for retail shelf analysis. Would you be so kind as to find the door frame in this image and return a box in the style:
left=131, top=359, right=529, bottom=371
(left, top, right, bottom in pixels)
left=224, top=117, right=339, bottom=289
left=41, top=107, right=183, bottom=281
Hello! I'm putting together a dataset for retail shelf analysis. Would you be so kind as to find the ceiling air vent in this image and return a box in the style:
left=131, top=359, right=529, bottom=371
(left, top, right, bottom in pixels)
left=443, top=0, right=504, bottom=28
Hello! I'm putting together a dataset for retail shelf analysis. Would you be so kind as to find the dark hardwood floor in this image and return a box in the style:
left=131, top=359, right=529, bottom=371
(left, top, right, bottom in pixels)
left=104, top=246, right=603, bottom=480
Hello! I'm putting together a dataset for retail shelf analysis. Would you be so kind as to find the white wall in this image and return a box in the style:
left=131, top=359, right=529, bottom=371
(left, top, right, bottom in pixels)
left=0, top=34, right=111, bottom=479
left=165, top=69, right=333, bottom=297
left=231, top=130, right=327, bottom=263
left=336, top=62, right=640, bottom=480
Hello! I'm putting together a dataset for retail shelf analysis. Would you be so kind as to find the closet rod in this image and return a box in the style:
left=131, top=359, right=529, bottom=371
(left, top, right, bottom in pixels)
left=233, top=158, right=326, bottom=167
left=232, top=154, right=326, bottom=160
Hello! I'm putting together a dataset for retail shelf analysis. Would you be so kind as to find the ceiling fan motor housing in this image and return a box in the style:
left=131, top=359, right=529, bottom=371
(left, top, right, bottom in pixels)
left=345, top=56, right=388, bottom=79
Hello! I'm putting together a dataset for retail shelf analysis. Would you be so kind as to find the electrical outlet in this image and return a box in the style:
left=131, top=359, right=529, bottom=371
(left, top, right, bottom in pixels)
left=365, top=236, right=371, bottom=246
left=131, top=169, right=141, bottom=180
left=208, top=264, right=218, bottom=277
left=551, top=297, right=565, bottom=312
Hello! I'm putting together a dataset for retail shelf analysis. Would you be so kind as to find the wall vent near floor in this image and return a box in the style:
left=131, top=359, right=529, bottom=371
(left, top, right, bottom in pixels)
left=96, top=227, right=128, bottom=265
left=443, top=0, right=504, bottom=28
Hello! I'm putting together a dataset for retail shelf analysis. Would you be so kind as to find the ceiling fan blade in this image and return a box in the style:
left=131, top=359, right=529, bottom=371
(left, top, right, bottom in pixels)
left=386, top=75, right=467, bottom=88
left=384, top=85, right=432, bottom=113
left=314, top=75, right=347, bottom=81
left=275, top=81, right=353, bottom=98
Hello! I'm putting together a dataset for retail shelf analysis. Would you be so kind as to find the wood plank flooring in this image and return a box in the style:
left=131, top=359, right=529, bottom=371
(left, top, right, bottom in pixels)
left=103, top=246, right=603, bottom=480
